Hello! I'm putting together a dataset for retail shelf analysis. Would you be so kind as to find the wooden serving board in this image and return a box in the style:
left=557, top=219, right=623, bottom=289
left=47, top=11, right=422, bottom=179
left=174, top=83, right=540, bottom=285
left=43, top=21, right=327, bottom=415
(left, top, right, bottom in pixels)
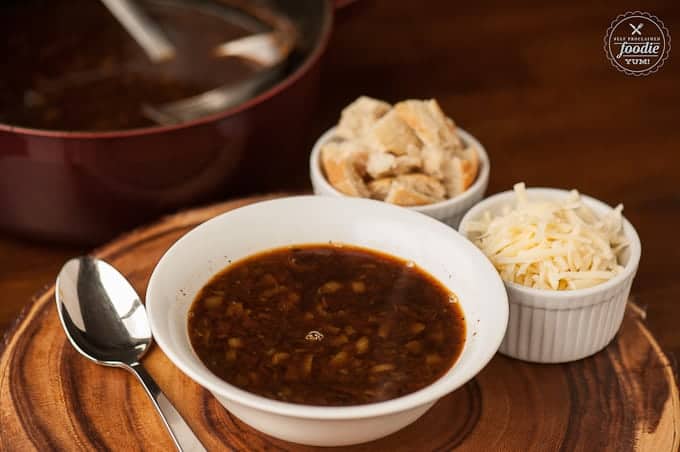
left=1, top=195, right=678, bottom=451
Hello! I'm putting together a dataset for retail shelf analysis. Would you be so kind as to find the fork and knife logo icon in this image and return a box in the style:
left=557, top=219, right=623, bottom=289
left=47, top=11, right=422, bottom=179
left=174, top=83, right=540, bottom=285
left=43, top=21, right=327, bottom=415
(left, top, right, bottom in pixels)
left=630, top=23, right=644, bottom=35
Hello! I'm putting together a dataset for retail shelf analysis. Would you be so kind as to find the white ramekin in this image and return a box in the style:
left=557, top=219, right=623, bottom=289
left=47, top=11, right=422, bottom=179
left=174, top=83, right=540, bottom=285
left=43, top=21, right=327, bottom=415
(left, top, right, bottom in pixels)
left=146, top=195, right=508, bottom=446
left=310, top=126, right=490, bottom=228
left=458, top=188, right=641, bottom=363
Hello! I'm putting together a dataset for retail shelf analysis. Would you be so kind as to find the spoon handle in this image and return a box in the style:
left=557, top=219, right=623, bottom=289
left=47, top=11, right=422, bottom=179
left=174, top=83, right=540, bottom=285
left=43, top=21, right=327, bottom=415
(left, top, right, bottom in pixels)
left=99, top=0, right=175, bottom=62
left=128, top=363, right=207, bottom=452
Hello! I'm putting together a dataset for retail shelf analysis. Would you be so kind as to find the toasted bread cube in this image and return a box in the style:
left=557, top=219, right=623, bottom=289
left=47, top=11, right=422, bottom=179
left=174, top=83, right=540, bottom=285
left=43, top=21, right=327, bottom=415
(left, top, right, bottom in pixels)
left=421, top=145, right=446, bottom=179
left=336, top=96, right=391, bottom=140
left=321, top=141, right=370, bottom=197
left=367, top=177, right=394, bottom=200
left=442, top=151, right=477, bottom=197
left=366, top=152, right=421, bottom=179
left=392, top=155, right=422, bottom=175
left=369, top=109, right=422, bottom=155
left=366, top=151, right=396, bottom=179
left=394, top=99, right=462, bottom=151
left=385, top=174, right=446, bottom=206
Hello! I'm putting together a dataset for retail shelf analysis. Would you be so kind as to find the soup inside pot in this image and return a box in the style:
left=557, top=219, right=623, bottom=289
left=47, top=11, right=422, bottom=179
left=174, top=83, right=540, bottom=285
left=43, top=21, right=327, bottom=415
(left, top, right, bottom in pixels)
left=0, top=0, right=290, bottom=131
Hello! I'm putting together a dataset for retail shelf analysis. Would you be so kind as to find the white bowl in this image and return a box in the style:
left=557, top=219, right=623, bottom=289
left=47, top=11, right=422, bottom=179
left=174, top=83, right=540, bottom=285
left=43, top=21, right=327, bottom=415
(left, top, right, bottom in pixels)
left=310, top=126, right=490, bottom=228
left=146, top=195, right=508, bottom=446
left=459, top=188, right=641, bottom=363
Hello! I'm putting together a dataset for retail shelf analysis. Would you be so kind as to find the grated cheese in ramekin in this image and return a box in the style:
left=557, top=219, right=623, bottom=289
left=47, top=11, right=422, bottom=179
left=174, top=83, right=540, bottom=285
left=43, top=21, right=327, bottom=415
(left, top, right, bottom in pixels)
left=465, top=183, right=629, bottom=290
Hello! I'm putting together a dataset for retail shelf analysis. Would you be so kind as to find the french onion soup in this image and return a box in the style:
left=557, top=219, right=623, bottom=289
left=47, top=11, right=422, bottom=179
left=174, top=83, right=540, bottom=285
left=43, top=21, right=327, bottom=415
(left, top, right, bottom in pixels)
left=188, top=244, right=465, bottom=406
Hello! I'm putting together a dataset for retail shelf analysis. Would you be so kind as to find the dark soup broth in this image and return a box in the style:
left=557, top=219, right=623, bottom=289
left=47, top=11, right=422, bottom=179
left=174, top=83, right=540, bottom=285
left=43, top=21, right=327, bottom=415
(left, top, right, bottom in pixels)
left=0, top=0, right=263, bottom=131
left=188, top=244, right=465, bottom=406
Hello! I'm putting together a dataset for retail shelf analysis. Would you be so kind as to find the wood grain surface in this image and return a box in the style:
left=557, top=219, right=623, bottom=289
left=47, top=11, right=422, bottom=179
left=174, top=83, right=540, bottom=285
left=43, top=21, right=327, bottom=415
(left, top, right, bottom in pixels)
left=1, top=196, right=678, bottom=451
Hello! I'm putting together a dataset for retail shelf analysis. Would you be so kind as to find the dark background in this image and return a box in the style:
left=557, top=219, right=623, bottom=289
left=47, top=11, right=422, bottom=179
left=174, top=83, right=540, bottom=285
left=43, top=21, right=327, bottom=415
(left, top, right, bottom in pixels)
left=2, top=1, right=679, bottom=361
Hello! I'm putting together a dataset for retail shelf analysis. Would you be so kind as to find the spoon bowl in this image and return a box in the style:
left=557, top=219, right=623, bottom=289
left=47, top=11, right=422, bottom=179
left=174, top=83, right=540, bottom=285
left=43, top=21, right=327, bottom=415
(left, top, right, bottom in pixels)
left=57, top=257, right=152, bottom=366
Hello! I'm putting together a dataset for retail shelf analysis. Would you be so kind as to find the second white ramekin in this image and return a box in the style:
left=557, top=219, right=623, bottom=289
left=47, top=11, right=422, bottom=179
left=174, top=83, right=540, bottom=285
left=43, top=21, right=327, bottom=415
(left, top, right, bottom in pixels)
left=459, top=188, right=641, bottom=363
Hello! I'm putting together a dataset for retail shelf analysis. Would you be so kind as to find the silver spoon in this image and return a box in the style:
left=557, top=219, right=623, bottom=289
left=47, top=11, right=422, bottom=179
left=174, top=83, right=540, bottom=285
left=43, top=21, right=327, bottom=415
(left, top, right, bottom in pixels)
left=56, top=256, right=206, bottom=452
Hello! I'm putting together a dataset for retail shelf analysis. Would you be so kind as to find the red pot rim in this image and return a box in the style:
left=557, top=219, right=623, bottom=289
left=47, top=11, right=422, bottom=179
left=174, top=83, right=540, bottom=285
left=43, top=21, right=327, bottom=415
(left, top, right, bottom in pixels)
left=0, top=1, right=335, bottom=140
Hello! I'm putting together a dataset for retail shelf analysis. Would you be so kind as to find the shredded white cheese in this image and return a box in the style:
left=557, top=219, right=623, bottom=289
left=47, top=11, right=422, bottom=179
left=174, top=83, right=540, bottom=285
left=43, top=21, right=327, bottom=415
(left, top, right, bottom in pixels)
left=466, top=183, right=629, bottom=290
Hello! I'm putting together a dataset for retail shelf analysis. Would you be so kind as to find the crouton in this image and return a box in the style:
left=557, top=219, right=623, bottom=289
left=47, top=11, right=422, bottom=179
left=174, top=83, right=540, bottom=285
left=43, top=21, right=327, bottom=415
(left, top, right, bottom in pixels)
left=321, top=141, right=370, bottom=197
left=384, top=174, right=446, bottom=206
left=336, top=96, right=391, bottom=140
left=369, top=109, right=422, bottom=155
left=394, top=99, right=462, bottom=150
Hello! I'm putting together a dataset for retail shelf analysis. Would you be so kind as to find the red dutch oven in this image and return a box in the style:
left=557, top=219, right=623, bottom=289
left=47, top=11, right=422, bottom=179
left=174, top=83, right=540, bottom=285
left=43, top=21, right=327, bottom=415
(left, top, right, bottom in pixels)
left=0, top=0, right=351, bottom=243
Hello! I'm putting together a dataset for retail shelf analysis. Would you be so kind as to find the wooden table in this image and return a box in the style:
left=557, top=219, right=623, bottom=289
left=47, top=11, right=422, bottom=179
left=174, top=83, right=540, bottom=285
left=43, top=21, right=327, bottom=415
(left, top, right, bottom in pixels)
left=2, top=0, right=679, bottom=373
